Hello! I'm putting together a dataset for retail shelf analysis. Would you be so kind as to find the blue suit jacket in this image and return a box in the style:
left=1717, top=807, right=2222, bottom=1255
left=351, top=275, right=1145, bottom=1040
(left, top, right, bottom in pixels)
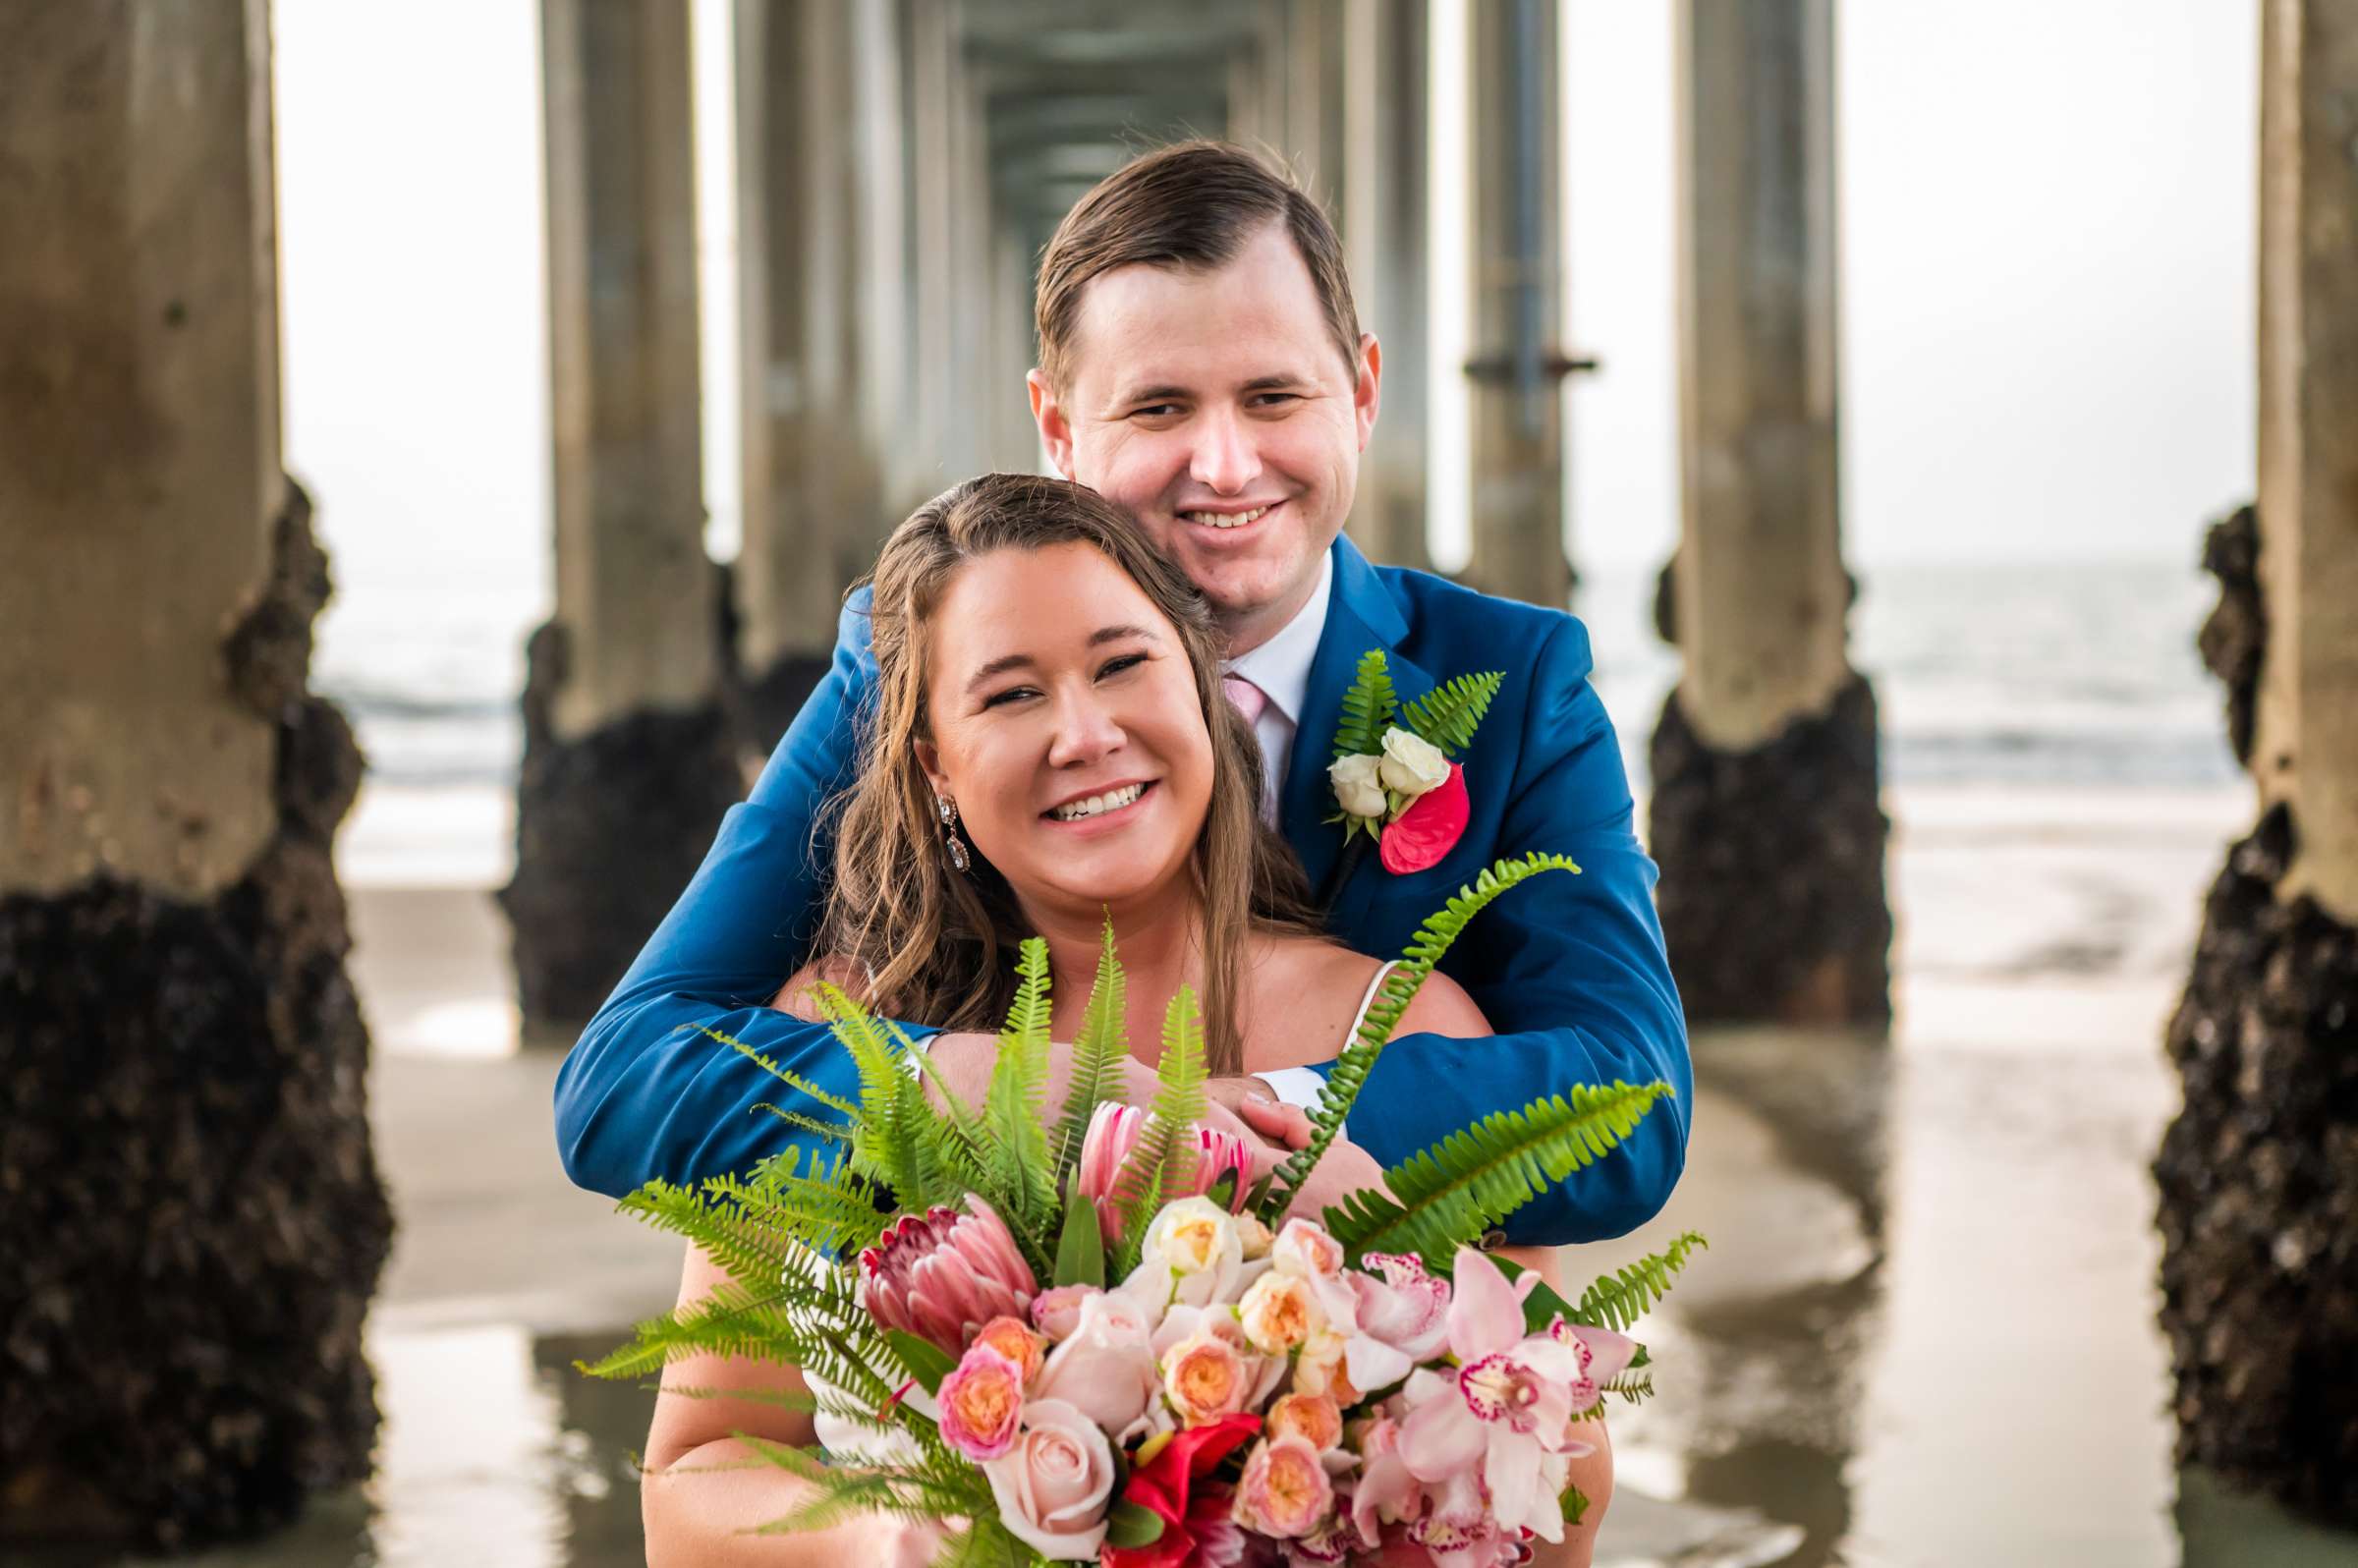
left=553, top=535, right=1691, bottom=1244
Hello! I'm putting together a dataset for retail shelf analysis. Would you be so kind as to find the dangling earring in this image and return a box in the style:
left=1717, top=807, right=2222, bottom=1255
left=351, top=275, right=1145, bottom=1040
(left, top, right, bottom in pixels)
left=936, top=793, right=972, bottom=873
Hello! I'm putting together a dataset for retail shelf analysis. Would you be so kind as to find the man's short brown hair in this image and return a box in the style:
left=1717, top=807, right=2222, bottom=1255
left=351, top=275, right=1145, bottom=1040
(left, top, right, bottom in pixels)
left=1033, top=140, right=1364, bottom=392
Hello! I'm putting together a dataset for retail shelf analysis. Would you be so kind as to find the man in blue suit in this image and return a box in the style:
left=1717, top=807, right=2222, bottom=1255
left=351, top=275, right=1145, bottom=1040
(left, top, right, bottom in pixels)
left=554, top=140, right=1689, bottom=1244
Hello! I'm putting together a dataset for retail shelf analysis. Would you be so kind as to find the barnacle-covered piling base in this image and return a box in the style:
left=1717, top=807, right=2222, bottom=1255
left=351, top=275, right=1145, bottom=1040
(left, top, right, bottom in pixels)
left=499, top=620, right=743, bottom=1034
left=2156, top=806, right=2358, bottom=1522
left=1647, top=674, right=1891, bottom=1026
left=0, top=487, right=393, bottom=1550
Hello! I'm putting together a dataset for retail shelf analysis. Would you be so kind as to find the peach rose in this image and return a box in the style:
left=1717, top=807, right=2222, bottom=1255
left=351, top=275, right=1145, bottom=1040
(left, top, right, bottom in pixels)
left=1238, top=1269, right=1324, bottom=1356
left=936, top=1342, right=1025, bottom=1461
left=1163, top=1327, right=1250, bottom=1428
left=974, top=1315, right=1045, bottom=1382
left=1264, top=1391, right=1343, bottom=1453
left=1232, top=1434, right=1335, bottom=1540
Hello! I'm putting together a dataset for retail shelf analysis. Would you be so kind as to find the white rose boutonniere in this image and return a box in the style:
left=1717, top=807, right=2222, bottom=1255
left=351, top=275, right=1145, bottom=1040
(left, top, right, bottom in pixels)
left=1377, top=727, right=1450, bottom=799
left=1327, top=753, right=1388, bottom=817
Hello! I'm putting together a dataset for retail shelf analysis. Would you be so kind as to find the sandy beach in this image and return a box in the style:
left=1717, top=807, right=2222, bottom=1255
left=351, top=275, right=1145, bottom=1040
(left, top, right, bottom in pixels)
left=37, top=775, right=2358, bottom=1567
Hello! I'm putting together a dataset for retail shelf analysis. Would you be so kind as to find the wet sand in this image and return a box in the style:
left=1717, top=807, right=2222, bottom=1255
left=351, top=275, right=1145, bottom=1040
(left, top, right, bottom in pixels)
left=28, top=779, right=2358, bottom=1566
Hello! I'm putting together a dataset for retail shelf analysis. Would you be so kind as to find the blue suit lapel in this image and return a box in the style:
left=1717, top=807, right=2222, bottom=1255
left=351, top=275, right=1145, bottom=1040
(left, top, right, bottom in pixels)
left=1280, top=538, right=1436, bottom=901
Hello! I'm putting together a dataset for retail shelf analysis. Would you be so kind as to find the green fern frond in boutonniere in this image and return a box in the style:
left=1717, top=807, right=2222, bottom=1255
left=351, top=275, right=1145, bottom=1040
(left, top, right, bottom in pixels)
left=1324, top=650, right=1504, bottom=873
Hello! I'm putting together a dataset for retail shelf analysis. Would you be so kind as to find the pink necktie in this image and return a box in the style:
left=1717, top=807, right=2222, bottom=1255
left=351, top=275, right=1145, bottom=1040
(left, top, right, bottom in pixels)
left=1222, top=674, right=1267, bottom=726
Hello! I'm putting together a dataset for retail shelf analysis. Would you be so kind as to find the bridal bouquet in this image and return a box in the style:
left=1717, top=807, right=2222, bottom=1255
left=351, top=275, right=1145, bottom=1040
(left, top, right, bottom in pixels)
left=586, top=854, right=1701, bottom=1565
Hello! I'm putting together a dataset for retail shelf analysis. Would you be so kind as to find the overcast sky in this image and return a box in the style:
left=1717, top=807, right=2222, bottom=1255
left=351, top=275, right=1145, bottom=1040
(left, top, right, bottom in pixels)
left=276, top=0, right=2258, bottom=606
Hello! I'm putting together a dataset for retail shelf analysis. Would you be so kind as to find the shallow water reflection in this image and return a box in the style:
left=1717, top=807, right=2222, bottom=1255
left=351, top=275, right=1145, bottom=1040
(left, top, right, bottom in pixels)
left=26, top=1029, right=2358, bottom=1566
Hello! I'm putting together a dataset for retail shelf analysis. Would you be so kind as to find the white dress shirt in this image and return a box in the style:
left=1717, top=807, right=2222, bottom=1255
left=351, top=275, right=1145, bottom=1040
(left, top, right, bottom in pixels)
left=1220, top=551, right=1339, bottom=1121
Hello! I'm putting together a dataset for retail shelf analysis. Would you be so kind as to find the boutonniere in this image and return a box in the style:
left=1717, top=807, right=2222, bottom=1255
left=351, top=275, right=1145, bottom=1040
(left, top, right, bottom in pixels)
left=1324, top=650, right=1502, bottom=874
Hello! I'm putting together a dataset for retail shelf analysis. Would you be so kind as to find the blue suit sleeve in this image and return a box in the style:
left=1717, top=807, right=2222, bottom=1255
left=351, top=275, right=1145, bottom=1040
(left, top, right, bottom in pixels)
left=1328, top=619, right=1693, bottom=1246
left=552, top=591, right=938, bottom=1198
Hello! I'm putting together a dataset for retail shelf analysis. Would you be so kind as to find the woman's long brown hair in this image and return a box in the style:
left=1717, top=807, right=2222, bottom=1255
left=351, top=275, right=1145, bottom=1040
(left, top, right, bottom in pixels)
left=816, top=473, right=1322, bottom=1076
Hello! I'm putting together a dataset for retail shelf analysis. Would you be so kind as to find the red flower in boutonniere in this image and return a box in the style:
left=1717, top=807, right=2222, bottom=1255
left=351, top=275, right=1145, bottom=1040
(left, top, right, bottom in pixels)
left=1323, top=651, right=1499, bottom=877
left=1379, top=760, right=1470, bottom=873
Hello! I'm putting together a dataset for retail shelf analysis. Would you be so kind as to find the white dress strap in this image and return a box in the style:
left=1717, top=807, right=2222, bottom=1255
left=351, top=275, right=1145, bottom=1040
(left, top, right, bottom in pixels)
left=1343, top=960, right=1402, bottom=1050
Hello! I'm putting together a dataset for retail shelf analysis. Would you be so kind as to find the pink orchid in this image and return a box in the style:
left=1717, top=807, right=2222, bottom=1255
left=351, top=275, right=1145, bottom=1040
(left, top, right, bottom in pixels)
left=1396, top=1248, right=1594, bottom=1547
left=1408, top=1468, right=1529, bottom=1568
left=1548, top=1316, right=1638, bottom=1420
left=1345, top=1252, right=1454, bottom=1389
left=1078, top=1103, right=1256, bottom=1232
left=1347, top=1416, right=1425, bottom=1549
left=857, top=1195, right=1037, bottom=1357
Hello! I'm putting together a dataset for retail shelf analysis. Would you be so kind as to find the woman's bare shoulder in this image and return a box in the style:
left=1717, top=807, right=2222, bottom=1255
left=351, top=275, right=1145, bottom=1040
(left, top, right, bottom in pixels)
left=1391, top=964, right=1492, bottom=1040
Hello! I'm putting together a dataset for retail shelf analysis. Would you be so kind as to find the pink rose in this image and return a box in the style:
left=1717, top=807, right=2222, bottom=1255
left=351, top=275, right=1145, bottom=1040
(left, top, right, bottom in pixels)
left=1231, top=1434, right=1335, bottom=1540
left=981, top=1398, right=1117, bottom=1560
left=1033, top=1288, right=1158, bottom=1436
left=935, top=1342, right=1024, bottom=1461
left=1030, top=1283, right=1097, bottom=1343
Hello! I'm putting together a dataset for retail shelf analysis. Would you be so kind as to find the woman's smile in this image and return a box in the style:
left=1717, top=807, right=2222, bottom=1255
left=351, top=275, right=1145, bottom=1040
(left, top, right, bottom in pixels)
left=1042, top=778, right=1157, bottom=831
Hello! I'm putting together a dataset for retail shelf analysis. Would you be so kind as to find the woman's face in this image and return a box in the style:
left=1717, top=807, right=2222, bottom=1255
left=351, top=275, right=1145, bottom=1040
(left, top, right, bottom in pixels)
left=918, top=540, right=1215, bottom=920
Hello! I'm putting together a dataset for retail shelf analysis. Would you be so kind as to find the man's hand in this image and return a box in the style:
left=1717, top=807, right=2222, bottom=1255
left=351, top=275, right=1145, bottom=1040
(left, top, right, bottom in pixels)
left=1207, top=1077, right=1313, bottom=1151
left=1274, top=1134, right=1395, bottom=1225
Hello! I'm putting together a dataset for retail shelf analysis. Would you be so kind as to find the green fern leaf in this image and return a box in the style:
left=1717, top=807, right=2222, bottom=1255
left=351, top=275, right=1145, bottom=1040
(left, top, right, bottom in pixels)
left=1330, top=648, right=1399, bottom=759
left=1052, top=917, right=1131, bottom=1181
left=1398, top=670, right=1504, bottom=756
left=1112, top=986, right=1208, bottom=1263
left=985, top=939, right=1058, bottom=1225
left=1571, top=1231, right=1708, bottom=1332
left=1319, top=1081, right=1673, bottom=1260
left=1259, top=854, right=1582, bottom=1222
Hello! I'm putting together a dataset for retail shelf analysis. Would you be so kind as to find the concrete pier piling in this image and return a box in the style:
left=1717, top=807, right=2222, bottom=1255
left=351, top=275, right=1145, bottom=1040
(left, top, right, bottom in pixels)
left=1342, top=0, right=1431, bottom=572
left=0, top=3, right=390, bottom=1545
left=733, top=0, right=904, bottom=747
left=1463, top=0, right=1569, bottom=607
left=2156, top=0, right=2358, bottom=1520
left=1648, top=0, right=1891, bottom=1026
left=501, top=0, right=740, bottom=1033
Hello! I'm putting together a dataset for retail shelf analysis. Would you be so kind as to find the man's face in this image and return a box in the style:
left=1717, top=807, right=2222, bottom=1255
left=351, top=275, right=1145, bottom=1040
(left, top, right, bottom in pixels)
left=1030, top=222, right=1380, bottom=653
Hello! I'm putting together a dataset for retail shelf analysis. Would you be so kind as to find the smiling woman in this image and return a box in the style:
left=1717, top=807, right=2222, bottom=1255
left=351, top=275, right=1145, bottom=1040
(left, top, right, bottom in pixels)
left=814, top=472, right=1322, bottom=1078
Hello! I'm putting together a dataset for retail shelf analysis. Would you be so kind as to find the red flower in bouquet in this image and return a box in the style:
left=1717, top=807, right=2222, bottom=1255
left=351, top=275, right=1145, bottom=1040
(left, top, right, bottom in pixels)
left=1102, top=1412, right=1262, bottom=1568
left=1378, top=761, right=1469, bottom=874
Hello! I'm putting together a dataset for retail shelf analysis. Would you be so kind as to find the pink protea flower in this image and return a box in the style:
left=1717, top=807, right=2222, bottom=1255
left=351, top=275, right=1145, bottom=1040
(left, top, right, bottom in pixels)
left=1076, top=1102, right=1256, bottom=1230
left=858, top=1195, right=1037, bottom=1357
left=1396, top=1247, right=1602, bottom=1548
